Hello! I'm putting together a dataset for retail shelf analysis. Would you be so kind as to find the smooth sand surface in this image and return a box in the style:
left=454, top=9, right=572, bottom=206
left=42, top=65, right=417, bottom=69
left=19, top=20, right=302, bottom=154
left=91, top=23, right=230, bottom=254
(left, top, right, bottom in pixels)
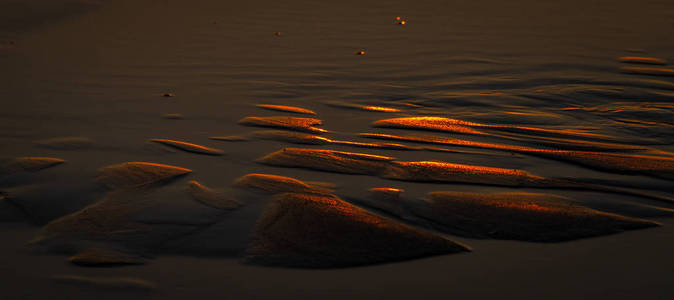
left=1, top=0, right=673, bottom=299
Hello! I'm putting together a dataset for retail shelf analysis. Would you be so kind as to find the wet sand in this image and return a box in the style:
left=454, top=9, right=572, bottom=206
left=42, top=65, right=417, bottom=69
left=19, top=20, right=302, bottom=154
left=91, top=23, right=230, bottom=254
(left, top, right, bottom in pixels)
left=1, top=0, right=673, bottom=299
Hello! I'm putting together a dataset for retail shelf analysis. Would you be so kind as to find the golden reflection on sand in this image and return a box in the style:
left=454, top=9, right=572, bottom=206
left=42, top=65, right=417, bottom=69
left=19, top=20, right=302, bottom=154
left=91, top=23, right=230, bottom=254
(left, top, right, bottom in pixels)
left=618, top=56, right=667, bottom=65
left=150, top=139, right=224, bottom=156
left=256, top=104, right=316, bottom=115
left=621, top=66, right=674, bottom=76
left=413, top=191, right=660, bottom=242
left=239, top=116, right=328, bottom=133
left=373, top=116, right=609, bottom=139
left=245, top=192, right=469, bottom=268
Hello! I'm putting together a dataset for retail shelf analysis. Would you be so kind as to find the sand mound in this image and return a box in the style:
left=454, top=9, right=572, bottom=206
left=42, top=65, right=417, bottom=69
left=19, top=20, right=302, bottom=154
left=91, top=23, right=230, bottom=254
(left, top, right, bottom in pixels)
left=361, top=133, right=674, bottom=180
left=35, top=137, right=95, bottom=150
left=251, top=130, right=331, bottom=145
left=96, top=162, right=191, bottom=189
left=209, top=135, right=248, bottom=142
left=238, top=116, right=327, bottom=133
left=382, top=161, right=544, bottom=186
left=258, top=148, right=394, bottom=175
left=162, top=113, right=184, bottom=119
left=621, top=66, right=674, bottom=77
left=330, top=140, right=418, bottom=151
left=373, top=116, right=608, bottom=139
left=150, top=139, right=224, bottom=156
left=373, top=117, right=486, bottom=135
left=361, top=132, right=645, bottom=153
left=618, top=56, right=666, bottom=65
left=188, top=181, right=242, bottom=210
left=30, top=187, right=222, bottom=257
left=252, top=130, right=416, bottom=150
left=326, top=101, right=402, bottom=113
left=68, top=248, right=146, bottom=267
left=52, top=275, right=155, bottom=291
left=580, top=200, right=674, bottom=218
left=412, top=191, right=659, bottom=242
left=0, top=157, right=64, bottom=175
left=256, top=104, right=316, bottom=115
left=245, top=192, right=469, bottom=268
left=256, top=148, right=673, bottom=202
left=538, top=151, right=674, bottom=180
left=234, top=173, right=333, bottom=195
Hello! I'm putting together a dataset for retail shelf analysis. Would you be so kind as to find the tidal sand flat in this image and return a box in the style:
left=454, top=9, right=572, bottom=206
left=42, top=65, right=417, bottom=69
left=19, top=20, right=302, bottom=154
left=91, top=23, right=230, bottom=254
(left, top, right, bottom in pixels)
left=1, top=0, right=673, bottom=298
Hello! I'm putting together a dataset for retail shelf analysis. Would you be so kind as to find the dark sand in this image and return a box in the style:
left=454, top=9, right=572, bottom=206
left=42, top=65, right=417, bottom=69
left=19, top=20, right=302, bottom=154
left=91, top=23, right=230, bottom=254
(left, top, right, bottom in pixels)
left=1, top=0, right=673, bottom=299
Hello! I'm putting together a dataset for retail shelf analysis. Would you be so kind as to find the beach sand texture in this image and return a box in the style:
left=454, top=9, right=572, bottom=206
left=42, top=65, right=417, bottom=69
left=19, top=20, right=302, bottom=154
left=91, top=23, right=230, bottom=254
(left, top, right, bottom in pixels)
left=1, top=0, right=673, bottom=299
